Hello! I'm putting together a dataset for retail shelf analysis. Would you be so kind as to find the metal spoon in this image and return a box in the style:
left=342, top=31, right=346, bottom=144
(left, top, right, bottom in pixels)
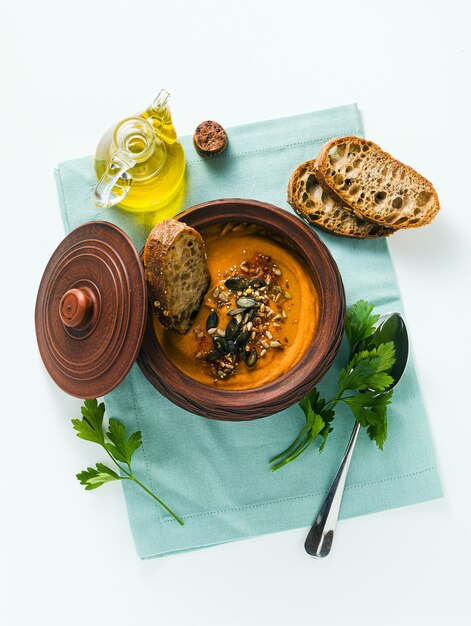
left=304, top=312, right=409, bottom=559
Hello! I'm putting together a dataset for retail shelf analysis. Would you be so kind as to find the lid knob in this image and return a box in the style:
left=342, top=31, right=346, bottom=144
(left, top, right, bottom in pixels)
left=59, top=288, right=93, bottom=330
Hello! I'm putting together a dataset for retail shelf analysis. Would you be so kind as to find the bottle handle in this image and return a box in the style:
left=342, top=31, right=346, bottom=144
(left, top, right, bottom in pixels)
left=94, top=152, right=135, bottom=209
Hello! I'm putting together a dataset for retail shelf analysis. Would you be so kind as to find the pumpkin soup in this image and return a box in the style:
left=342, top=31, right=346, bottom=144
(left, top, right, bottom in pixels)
left=153, top=223, right=320, bottom=389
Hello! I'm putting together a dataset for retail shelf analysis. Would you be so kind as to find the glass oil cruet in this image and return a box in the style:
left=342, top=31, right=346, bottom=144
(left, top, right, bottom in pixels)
left=94, top=90, right=185, bottom=213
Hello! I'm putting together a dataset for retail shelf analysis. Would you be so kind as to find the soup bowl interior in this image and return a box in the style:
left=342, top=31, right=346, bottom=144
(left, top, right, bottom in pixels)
left=137, top=198, right=345, bottom=421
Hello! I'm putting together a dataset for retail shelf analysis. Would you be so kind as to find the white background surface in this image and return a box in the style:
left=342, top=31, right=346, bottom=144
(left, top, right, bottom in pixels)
left=1, top=1, right=470, bottom=624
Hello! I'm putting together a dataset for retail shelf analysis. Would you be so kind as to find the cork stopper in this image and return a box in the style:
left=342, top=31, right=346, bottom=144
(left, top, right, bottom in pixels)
left=193, top=120, right=228, bottom=156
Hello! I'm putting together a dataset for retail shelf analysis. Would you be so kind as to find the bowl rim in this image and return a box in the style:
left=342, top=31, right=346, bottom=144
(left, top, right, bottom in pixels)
left=137, top=198, right=345, bottom=421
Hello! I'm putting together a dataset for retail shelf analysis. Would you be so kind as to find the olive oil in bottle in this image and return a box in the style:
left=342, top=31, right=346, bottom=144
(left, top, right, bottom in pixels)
left=94, top=90, right=185, bottom=213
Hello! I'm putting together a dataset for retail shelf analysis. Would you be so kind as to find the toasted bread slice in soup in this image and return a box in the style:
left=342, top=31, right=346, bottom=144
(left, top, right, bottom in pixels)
left=144, top=219, right=210, bottom=334
left=315, top=137, right=440, bottom=229
left=288, top=160, right=393, bottom=238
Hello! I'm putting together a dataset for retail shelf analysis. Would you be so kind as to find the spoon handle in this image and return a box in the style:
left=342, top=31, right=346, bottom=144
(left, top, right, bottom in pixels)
left=304, top=420, right=360, bottom=558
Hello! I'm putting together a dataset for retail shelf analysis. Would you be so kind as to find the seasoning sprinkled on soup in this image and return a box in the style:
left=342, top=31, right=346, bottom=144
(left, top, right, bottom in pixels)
left=153, top=223, right=320, bottom=389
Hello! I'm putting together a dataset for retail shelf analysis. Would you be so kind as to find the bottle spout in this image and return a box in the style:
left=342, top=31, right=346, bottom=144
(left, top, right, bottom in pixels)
left=151, top=89, right=170, bottom=113
left=145, top=89, right=177, bottom=144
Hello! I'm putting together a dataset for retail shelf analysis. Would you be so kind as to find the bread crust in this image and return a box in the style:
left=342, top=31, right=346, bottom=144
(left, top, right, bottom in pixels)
left=143, top=219, right=210, bottom=333
left=288, top=160, right=393, bottom=239
left=314, top=137, right=440, bottom=229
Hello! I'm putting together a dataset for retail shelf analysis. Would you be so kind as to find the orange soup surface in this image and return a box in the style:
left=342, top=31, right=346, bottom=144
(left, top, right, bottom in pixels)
left=153, top=223, right=320, bottom=389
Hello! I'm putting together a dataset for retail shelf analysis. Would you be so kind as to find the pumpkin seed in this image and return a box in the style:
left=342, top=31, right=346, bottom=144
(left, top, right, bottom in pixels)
left=205, top=350, right=220, bottom=363
left=243, top=348, right=258, bottom=368
left=227, top=307, right=245, bottom=316
left=206, top=311, right=218, bottom=330
left=225, top=275, right=248, bottom=291
left=249, top=277, right=266, bottom=289
left=213, top=336, right=227, bottom=352
left=225, top=318, right=240, bottom=340
left=235, top=331, right=250, bottom=348
left=226, top=339, right=237, bottom=354
left=237, top=297, right=256, bottom=309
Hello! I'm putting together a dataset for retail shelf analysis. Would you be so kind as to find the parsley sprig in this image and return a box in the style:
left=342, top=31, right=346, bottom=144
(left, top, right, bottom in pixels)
left=73, top=399, right=183, bottom=525
left=270, top=300, right=396, bottom=471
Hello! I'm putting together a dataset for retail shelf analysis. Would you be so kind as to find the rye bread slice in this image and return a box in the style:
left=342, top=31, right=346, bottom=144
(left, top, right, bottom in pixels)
left=288, top=160, right=394, bottom=238
left=143, top=219, right=210, bottom=334
left=315, top=137, right=440, bottom=229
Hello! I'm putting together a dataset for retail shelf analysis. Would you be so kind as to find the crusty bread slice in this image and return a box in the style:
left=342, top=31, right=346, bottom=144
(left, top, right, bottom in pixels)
left=143, top=219, right=210, bottom=334
left=315, top=137, right=440, bottom=229
left=288, top=160, right=394, bottom=238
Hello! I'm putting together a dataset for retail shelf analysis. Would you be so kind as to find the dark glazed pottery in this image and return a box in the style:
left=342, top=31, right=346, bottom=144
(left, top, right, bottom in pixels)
left=137, top=199, right=345, bottom=421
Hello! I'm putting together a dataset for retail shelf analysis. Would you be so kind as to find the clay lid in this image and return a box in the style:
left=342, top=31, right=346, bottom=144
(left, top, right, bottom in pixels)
left=35, top=221, right=147, bottom=398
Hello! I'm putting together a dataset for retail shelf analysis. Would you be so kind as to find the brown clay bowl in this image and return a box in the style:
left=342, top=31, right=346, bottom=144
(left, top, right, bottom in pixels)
left=137, top=199, right=345, bottom=421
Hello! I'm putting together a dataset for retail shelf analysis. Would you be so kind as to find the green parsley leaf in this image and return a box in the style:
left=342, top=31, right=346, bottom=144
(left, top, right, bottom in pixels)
left=105, top=418, right=142, bottom=466
left=269, top=300, right=400, bottom=470
left=72, top=401, right=183, bottom=525
left=270, top=389, right=335, bottom=470
left=76, top=464, right=120, bottom=490
left=345, top=300, right=380, bottom=353
left=300, top=394, right=326, bottom=448
left=344, top=390, right=393, bottom=449
left=72, top=399, right=106, bottom=445
left=367, top=413, right=388, bottom=450
left=300, top=389, right=335, bottom=452
left=95, top=462, right=120, bottom=478
left=339, top=342, right=396, bottom=393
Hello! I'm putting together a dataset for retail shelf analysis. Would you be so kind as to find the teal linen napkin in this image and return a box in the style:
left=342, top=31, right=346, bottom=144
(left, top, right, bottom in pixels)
left=55, top=104, right=442, bottom=558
